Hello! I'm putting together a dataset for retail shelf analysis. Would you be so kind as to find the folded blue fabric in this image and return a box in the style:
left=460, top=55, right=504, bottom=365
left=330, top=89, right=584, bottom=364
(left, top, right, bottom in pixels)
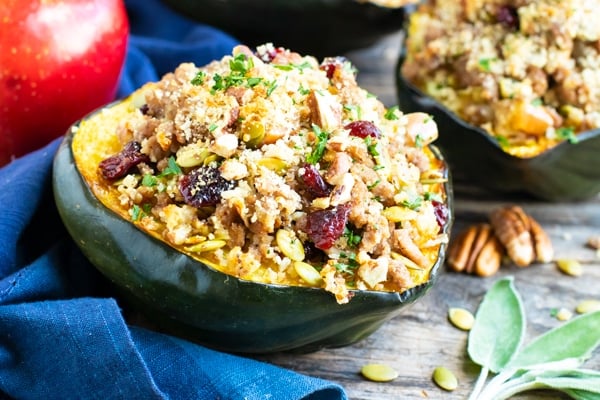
left=0, top=1, right=348, bottom=399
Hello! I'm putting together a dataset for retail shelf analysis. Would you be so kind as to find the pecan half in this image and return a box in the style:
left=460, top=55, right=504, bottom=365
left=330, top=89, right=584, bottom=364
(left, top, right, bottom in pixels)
left=489, top=205, right=553, bottom=267
left=490, top=205, right=534, bottom=267
left=447, top=223, right=502, bottom=277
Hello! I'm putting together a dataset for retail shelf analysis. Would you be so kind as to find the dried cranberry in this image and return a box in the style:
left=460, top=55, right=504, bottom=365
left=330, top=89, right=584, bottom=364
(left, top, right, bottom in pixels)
left=496, top=6, right=519, bottom=29
left=319, top=56, right=349, bottom=79
left=303, top=241, right=327, bottom=263
left=345, top=120, right=381, bottom=139
left=432, top=200, right=449, bottom=231
left=179, top=166, right=236, bottom=207
left=305, top=204, right=351, bottom=250
left=139, top=104, right=149, bottom=115
left=99, top=141, right=149, bottom=180
left=299, top=163, right=331, bottom=197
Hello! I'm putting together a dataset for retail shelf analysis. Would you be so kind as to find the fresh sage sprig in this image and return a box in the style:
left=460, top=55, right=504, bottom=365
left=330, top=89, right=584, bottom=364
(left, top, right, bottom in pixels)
left=466, top=277, right=600, bottom=400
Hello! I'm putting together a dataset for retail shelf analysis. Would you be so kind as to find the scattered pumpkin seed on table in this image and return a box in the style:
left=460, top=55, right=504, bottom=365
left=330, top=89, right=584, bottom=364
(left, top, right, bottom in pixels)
left=432, top=366, right=458, bottom=391
left=555, top=307, right=573, bottom=321
left=360, top=363, right=399, bottom=382
left=576, top=299, right=600, bottom=314
left=556, top=259, right=583, bottom=276
left=448, top=307, right=475, bottom=331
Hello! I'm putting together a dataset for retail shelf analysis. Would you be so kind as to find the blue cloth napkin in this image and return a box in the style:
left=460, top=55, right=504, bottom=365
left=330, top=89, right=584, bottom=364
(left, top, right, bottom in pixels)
left=0, top=0, right=348, bottom=399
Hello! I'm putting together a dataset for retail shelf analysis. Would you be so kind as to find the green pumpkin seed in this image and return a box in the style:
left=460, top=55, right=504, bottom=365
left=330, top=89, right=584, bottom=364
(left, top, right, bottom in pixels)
left=176, top=144, right=211, bottom=168
left=257, top=157, right=288, bottom=173
left=556, top=259, right=583, bottom=277
left=448, top=307, right=475, bottom=331
left=293, top=261, right=323, bottom=286
left=276, top=229, right=305, bottom=261
left=186, top=239, right=227, bottom=253
left=203, top=154, right=221, bottom=166
left=576, top=299, right=600, bottom=314
left=432, top=366, right=458, bottom=391
left=241, top=120, right=265, bottom=148
left=360, top=363, right=398, bottom=382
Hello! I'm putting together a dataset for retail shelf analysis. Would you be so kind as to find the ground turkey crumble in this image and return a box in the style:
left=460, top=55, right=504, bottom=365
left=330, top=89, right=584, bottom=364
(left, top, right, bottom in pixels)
left=85, top=43, right=449, bottom=304
left=402, top=0, right=600, bottom=158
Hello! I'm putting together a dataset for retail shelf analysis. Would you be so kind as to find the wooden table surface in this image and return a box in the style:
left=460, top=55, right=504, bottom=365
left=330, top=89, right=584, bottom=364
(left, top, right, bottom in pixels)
left=257, top=32, right=600, bottom=400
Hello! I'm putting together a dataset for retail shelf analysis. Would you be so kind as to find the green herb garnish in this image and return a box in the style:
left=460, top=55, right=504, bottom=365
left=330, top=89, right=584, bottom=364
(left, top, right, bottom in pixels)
left=343, top=104, right=362, bottom=120
left=208, top=123, right=218, bottom=132
left=141, top=174, right=158, bottom=187
left=384, top=106, right=400, bottom=120
left=478, top=58, right=495, bottom=72
left=306, top=124, right=329, bottom=164
left=298, top=84, right=310, bottom=95
left=465, top=277, right=600, bottom=400
left=343, top=226, right=362, bottom=248
left=401, top=193, right=423, bottom=211
left=265, top=80, right=277, bottom=97
left=365, top=136, right=379, bottom=157
left=190, top=71, right=206, bottom=86
left=415, top=133, right=424, bottom=148
left=496, top=135, right=510, bottom=148
left=367, top=179, right=381, bottom=190
left=158, top=156, right=182, bottom=177
left=335, top=252, right=360, bottom=275
left=556, top=127, right=579, bottom=144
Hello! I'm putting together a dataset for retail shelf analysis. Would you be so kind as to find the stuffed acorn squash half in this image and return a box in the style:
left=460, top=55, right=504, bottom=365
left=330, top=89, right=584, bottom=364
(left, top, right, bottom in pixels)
left=53, top=44, right=453, bottom=353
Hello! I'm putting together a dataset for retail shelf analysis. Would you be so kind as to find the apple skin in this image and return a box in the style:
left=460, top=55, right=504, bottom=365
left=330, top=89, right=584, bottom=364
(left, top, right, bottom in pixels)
left=0, top=0, right=129, bottom=166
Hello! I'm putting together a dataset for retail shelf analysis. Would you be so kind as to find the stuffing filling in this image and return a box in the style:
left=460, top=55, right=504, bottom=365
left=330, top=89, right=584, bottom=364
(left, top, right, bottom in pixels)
left=73, top=44, right=449, bottom=304
left=402, top=0, right=600, bottom=158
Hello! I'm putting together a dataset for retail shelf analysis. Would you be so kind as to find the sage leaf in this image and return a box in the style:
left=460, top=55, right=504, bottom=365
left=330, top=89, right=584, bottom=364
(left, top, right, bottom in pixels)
left=508, top=311, right=600, bottom=369
left=563, top=389, right=600, bottom=400
left=535, top=376, right=600, bottom=392
left=467, top=277, right=525, bottom=373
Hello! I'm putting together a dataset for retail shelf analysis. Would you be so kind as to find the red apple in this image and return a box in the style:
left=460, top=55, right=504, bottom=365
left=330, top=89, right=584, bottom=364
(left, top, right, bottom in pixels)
left=0, top=0, right=129, bottom=166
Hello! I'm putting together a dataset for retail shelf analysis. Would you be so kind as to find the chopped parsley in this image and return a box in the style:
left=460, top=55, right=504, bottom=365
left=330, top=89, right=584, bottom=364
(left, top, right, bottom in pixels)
left=367, top=179, right=381, bottom=190
left=496, top=135, right=510, bottom=148
left=401, top=193, right=423, bottom=211
left=424, top=191, right=442, bottom=202
left=208, top=123, right=218, bottom=132
left=298, top=84, right=310, bottom=95
left=190, top=71, right=206, bottom=86
left=415, top=133, right=424, bottom=148
left=306, top=124, right=329, bottom=164
left=343, top=226, right=362, bottom=248
left=141, top=174, right=158, bottom=187
left=478, top=57, right=496, bottom=72
left=131, top=203, right=152, bottom=222
left=343, top=104, right=362, bottom=120
left=158, top=156, right=182, bottom=177
left=555, top=126, right=578, bottom=144
left=265, top=80, right=278, bottom=97
left=273, top=61, right=313, bottom=72
left=365, top=136, right=379, bottom=157
left=335, top=252, right=360, bottom=275
left=384, top=106, right=400, bottom=120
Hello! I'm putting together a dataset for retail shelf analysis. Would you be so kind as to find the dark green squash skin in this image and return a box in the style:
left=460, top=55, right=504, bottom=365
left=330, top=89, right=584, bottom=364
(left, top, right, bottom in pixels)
left=397, top=49, right=600, bottom=202
left=53, top=124, right=453, bottom=354
left=160, top=0, right=407, bottom=59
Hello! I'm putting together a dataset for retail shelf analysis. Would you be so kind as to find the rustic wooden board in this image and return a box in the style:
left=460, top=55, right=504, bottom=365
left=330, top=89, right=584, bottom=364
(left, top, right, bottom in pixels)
left=256, top=32, right=600, bottom=400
